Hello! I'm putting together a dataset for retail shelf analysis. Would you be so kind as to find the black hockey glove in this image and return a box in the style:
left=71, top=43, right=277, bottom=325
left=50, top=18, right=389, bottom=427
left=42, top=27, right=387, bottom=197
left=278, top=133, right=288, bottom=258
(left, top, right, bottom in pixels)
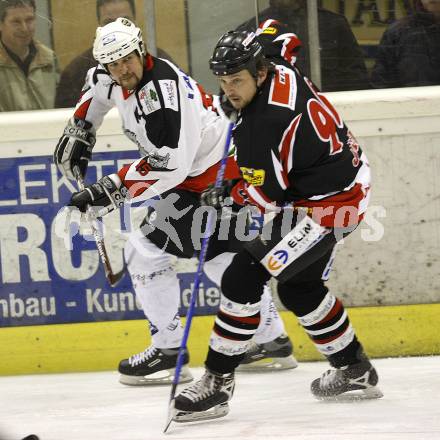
left=200, top=180, right=236, bottom=210
left=54, top=117, right=96, bottom=180
left=69, top=174, right=128, bottom=217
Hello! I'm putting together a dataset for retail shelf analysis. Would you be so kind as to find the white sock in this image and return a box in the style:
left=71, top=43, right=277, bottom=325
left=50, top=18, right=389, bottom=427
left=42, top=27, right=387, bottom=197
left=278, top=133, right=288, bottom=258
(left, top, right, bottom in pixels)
left=253, top=284, right=286, bottom=344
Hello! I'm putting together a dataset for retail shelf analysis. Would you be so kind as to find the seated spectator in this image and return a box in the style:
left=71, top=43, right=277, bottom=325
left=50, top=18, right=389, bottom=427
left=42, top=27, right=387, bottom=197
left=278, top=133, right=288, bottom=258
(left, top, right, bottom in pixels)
left=0, top=0, right=58, bottom=112
left=237, top=0, right=369, bottom=92
left=371, top=0, right=440, bottom=88
left=55, top=0, right=173, bottom=108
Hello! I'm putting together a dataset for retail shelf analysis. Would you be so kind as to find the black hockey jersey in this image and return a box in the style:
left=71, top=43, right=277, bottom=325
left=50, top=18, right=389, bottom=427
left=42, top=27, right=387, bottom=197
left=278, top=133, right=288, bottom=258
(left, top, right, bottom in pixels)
left=230, top=63, right=371, bottom=227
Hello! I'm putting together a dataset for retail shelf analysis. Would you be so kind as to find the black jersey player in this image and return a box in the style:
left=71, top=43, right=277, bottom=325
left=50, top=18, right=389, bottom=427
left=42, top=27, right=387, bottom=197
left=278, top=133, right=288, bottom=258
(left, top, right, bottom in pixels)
left=172, top=27, right=382, bottom=423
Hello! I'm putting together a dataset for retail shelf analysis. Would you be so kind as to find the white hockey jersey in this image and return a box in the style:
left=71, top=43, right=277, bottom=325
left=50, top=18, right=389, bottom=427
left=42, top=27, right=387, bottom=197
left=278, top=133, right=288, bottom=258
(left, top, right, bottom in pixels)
left=73, top=55, right=232, bottom=202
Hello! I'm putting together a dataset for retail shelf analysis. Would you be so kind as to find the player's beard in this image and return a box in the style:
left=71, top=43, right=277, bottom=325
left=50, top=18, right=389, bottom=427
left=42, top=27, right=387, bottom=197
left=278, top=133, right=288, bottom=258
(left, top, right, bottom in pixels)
left=119, top=72, right=141, bottom=91
left=228, top=95, right=253, bottom=110
left=226, top=95, right=245, bottom=110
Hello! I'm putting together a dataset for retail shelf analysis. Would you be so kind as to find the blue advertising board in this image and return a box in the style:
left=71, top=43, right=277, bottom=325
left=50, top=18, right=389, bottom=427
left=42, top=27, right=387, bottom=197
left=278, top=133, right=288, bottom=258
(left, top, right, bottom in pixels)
left=0, top=151, right=222, bottom=327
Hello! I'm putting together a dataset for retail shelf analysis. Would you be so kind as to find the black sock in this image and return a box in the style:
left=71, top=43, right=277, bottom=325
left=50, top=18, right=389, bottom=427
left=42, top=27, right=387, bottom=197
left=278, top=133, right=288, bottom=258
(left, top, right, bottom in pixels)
left=205, top=348, right=244, bottom=374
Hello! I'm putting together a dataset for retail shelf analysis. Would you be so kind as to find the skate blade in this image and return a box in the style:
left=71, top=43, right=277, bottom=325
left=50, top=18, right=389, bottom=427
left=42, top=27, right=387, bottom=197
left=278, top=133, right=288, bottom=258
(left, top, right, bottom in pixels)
left=315, top=386, right=384, bottom=402
left=237, top=355, right=298, bottom=372
left=119, top=366, right=193, bottom=386
left=173, top=403, right=229, bottom=423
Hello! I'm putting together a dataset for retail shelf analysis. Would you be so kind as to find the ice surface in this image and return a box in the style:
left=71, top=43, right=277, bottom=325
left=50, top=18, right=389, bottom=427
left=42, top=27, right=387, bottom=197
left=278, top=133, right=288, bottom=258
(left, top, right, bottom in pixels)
left=0, top=356, right=439, bottom=440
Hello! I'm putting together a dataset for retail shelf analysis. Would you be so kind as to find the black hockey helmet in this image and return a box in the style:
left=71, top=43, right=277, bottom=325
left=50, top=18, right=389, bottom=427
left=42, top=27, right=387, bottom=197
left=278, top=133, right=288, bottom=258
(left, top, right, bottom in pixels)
left=210, top=30, right=264, bottom=77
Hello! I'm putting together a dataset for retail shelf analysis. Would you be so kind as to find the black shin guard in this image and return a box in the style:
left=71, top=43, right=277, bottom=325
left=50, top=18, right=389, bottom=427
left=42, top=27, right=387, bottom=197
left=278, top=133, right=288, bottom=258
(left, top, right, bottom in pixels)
left=221, top=251, right=271, bottom=304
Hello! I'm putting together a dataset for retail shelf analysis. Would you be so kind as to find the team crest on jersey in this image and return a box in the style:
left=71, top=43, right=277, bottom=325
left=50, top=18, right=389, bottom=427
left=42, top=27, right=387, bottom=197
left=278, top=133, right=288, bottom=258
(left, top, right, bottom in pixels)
left=139, top=81, right=161, bottom=115
left=240, top=167, right=265, bottom=186
left=135, top=152, right=174, bottom=176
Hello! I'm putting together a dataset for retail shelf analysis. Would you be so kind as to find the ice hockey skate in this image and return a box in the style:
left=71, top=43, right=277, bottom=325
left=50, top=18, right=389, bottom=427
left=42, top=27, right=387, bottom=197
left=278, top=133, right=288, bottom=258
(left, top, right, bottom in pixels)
left=237, top=334, right=298, bottom=372
left=311, top=358, right=383, bottom=400
left=118, top=346, right=193, bottom=385
left=172, top=368, right=235, bottom=423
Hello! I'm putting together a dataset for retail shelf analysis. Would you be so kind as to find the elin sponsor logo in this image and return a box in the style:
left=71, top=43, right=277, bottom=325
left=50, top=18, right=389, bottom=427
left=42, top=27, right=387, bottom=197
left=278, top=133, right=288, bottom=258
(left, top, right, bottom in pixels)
left=267, top=249, right=289, bottom=271
left=287, top=222, right=313, bottom=248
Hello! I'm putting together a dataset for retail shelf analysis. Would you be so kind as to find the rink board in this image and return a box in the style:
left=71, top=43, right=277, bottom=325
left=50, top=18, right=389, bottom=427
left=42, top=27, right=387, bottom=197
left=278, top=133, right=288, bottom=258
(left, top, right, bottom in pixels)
left=1, top=88, right=440, bottom=376
left=0, top=150, right=233, bottom=329
left=0, top=303, right=439, bottom=375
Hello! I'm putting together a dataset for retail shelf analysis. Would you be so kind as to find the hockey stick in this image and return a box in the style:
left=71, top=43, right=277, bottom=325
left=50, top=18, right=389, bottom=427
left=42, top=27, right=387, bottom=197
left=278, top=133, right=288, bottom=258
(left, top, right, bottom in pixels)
left=164, top=121, right=235, bottom=433
left=73, top=166, right=125, bottom=287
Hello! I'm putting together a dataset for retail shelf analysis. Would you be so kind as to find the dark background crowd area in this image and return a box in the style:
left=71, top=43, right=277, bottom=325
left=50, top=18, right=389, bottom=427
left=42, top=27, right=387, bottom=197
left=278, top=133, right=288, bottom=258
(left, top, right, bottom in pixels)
left=0, top=0, right=439, bottom=112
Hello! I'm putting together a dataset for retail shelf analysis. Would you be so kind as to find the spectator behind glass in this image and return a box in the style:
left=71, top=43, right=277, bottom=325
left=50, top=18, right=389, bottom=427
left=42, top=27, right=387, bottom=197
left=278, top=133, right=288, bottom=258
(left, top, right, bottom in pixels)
left=237, top=0, right=369, bottom=92
left=55, top=0, right=173, bottom=108
left=0, top=0, right=58, bottom=111
left=371, top=0, right=440, bottom=88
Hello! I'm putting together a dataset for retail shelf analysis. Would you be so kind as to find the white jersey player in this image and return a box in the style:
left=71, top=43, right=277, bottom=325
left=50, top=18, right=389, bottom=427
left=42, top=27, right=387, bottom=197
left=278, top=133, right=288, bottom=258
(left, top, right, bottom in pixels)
left=54, top=18, right=296, bottom=385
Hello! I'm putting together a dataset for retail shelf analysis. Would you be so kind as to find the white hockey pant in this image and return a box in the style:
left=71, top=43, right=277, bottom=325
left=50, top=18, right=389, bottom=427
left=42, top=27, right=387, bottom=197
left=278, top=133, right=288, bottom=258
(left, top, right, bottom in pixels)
left=124, top=231, right=183, bottom=348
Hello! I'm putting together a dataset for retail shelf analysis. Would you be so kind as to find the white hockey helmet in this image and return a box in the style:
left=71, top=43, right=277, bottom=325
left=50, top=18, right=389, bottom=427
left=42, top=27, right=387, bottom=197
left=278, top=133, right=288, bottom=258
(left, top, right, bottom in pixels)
left=93, top=17, right=146, bottom=65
